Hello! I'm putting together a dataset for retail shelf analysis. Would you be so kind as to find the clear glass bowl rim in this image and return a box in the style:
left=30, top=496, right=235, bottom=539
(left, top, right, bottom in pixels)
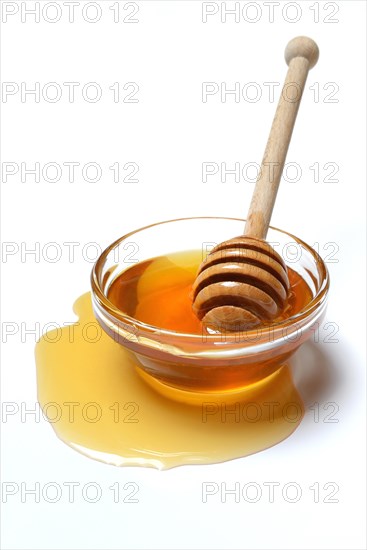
left=91, top=216, right=330, bottom=344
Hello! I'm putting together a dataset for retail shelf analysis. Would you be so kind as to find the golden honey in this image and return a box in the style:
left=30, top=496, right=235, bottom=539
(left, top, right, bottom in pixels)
left=35, top=250, right=312, bottom=469
left=108, top=250, right=312, bottom=334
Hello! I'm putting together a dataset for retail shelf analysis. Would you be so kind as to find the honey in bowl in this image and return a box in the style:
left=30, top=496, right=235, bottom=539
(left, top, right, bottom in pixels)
left=108, top=250, right=312, bottom=336
left=36, top=218, right=329, bottom=469
left=107, top=249, right=314, bottom=395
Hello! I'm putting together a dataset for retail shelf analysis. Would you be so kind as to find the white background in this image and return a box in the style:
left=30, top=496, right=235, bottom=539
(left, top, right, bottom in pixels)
left=1, top=1, right=366, bottom=549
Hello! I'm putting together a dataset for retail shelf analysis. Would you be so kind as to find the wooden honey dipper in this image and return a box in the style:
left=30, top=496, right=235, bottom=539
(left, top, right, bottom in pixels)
left=192, top=36, right=319, bottom=332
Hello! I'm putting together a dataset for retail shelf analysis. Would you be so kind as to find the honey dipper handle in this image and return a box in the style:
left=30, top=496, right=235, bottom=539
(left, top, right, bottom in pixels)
left=244, top=36, right=319, bottom=239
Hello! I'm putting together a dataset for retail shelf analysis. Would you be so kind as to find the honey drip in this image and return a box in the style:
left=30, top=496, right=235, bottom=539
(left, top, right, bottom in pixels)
left=35, top=250, right=311, bottom=469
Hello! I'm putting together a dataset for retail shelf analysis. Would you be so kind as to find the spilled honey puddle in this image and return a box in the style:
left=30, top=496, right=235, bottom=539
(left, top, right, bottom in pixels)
left=35, top=293, right=304, bottom=469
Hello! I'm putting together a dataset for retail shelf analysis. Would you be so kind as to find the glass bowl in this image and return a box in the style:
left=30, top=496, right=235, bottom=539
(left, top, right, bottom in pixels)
left=91, top=217, right=329, bottom=401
